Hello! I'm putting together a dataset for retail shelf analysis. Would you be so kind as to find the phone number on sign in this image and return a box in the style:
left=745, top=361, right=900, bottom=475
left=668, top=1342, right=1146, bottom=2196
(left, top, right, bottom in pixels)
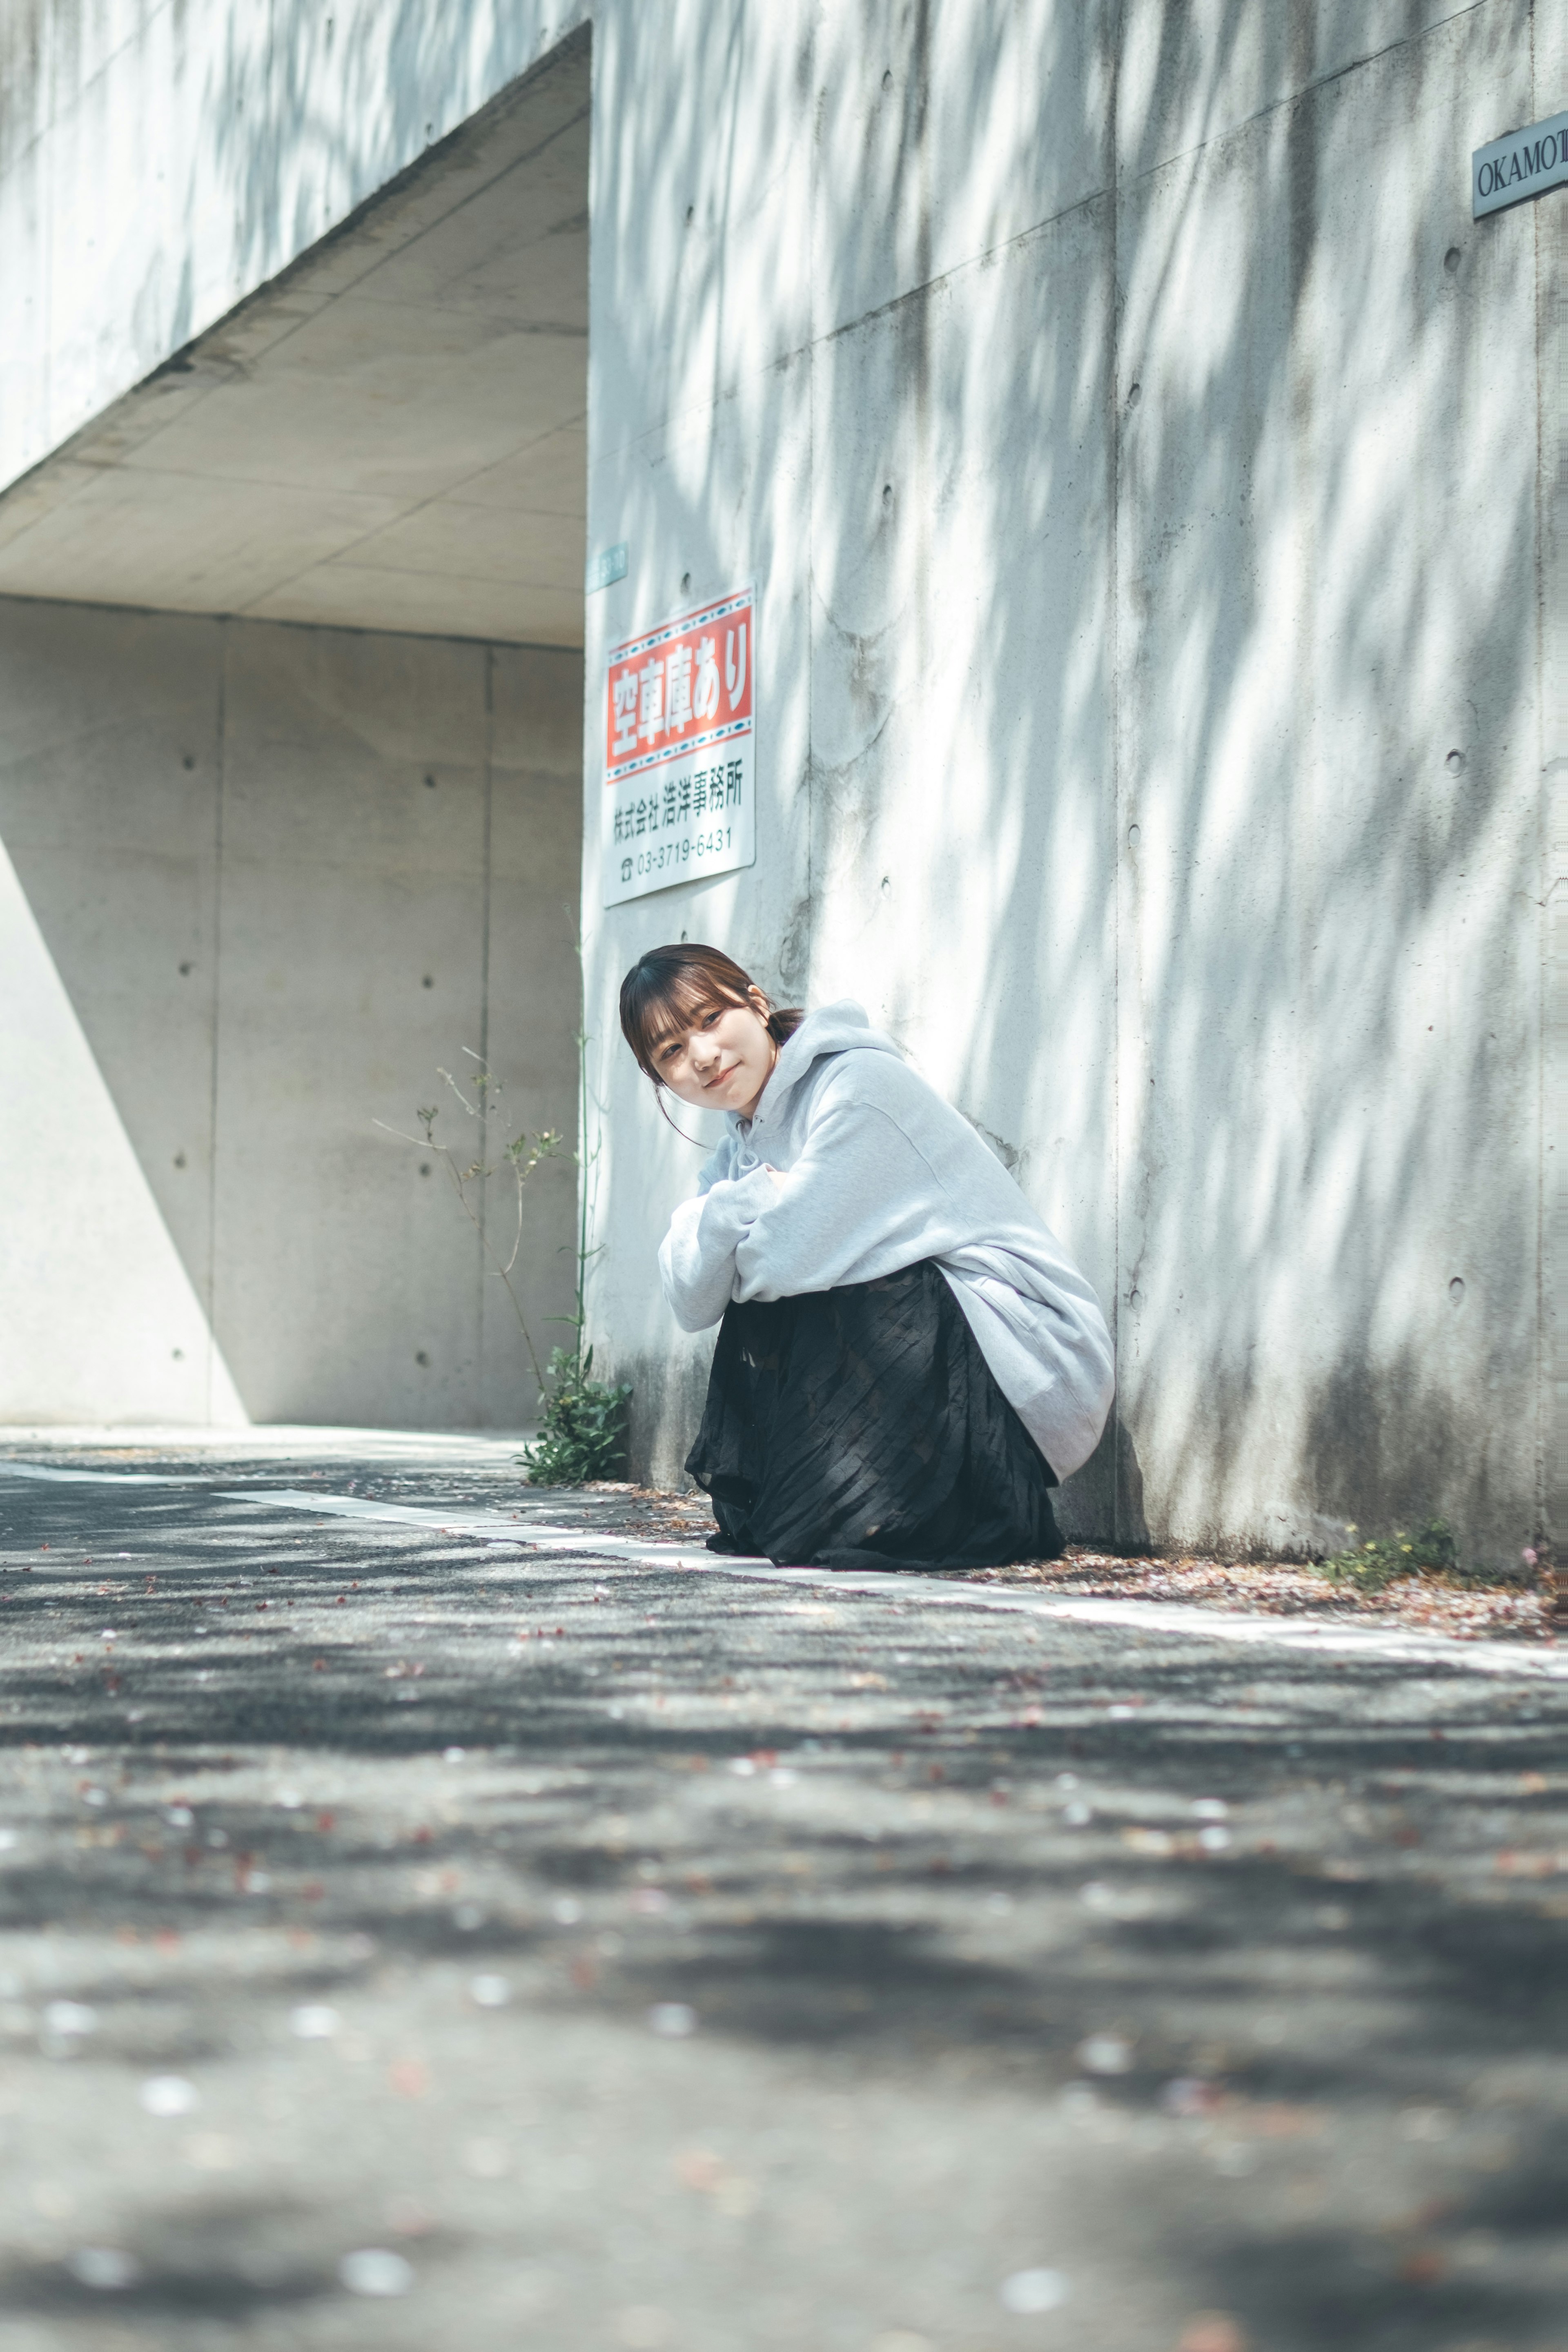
left=620, top=826, right=733, bottom=883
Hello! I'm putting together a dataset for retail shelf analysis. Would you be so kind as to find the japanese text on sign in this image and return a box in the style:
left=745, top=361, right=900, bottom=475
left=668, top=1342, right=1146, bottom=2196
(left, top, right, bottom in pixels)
left=602, top=586, right=757, bottom=907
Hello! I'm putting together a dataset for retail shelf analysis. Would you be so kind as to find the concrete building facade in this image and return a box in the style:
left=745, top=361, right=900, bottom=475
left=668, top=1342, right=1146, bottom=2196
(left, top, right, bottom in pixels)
left=0, top=4, right=1562, bottom=1564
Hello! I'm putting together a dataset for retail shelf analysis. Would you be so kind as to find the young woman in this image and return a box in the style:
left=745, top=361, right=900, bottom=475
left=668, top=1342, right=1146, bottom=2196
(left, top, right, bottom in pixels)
left=619, top=942, right=1114, bottom=1571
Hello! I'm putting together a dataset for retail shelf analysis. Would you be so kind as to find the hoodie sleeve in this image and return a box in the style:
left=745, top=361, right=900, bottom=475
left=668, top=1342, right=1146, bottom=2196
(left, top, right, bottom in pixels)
left=729, top=1087, right=945, bottom=1301
left=658, top=1165, right=779, bottom=1330
left=657, top=1075, right=935, bottom=1326
left=693, top=1131, right=737, bottom=1197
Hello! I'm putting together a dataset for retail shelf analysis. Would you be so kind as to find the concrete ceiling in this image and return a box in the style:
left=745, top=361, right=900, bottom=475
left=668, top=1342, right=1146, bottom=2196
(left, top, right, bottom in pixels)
left=0, top=41, right=588, bottom=647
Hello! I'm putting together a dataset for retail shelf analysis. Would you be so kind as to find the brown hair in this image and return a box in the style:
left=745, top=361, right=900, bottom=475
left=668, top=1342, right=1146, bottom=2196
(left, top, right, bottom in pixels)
left=619, top=943, right=803, bottom=1090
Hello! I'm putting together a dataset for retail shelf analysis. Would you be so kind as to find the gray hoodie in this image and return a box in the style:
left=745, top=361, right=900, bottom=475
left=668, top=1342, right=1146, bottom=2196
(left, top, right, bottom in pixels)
left=658, top=1001, right=1114, bottom=1479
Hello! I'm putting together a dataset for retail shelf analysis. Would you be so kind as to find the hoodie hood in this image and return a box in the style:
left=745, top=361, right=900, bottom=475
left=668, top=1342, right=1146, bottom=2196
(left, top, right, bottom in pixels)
left=742, top=1000, right=904, bottom=1128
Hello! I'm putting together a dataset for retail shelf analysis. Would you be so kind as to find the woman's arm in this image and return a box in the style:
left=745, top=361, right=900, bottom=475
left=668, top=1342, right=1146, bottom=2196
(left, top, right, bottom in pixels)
left=658, top=1165, right=778, bottom=1330
left=659, top=1079, right=933, bottom=1326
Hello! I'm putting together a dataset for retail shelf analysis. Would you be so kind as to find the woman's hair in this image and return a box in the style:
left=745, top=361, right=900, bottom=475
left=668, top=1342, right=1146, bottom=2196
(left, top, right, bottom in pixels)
left=619, top=943, right=803, bottom=1087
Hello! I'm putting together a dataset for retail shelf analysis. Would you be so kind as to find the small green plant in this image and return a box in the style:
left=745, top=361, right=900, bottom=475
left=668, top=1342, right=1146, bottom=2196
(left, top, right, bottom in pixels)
left=521, top=1344, right=633, bottom=1485
left=382, top=1020, right=633, bottom=1486
left=1318, top=1517, right=1458, bottom=1595
left=520, top=1027, right=633, bottom=1486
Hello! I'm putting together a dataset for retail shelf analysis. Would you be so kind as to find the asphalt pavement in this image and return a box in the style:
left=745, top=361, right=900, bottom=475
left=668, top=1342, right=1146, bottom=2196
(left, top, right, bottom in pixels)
left=0, top=1432, right=1564, bottom=2352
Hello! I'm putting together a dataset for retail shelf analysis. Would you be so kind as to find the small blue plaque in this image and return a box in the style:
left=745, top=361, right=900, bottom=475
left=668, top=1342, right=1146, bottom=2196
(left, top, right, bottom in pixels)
left=586, top=542, right=628, bottom=594
left=1473, top=108, right=1568, bottom=219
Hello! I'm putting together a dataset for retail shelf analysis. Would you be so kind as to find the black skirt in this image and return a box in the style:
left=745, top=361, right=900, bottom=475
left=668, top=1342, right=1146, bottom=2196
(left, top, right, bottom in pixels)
left=685, top=1259, right=1062, bottom=1571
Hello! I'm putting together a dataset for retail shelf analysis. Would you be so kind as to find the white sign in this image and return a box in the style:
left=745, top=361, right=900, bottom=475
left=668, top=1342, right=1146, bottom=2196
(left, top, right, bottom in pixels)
left=586, top=541, right=628, bottom=594
left=601, top=586, right=756, bottom=907
left=1473, top=108, right=1568, bottom=218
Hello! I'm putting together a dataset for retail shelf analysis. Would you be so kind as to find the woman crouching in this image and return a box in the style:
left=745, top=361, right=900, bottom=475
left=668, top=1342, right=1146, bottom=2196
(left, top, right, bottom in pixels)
left=619, top=944, right=1114, bottom=1572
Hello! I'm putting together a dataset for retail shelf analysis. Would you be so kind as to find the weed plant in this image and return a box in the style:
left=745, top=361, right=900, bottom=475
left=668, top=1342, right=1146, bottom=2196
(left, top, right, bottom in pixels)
left=1318, top=1518, right=1458, bottom=1594
left=521, top=1345, right=633, bottom=1485
left=379, top=1031, right=635, bottom=1484
left=519, top=1029, right=634, bottom=1486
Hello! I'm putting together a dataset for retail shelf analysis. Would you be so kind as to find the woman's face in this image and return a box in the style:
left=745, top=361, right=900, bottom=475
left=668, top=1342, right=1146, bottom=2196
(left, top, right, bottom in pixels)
left=653, top=988, right=777, bottom=1120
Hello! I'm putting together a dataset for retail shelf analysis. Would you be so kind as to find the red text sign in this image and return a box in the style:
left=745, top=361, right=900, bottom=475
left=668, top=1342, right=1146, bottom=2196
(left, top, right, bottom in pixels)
left=605, top=588, right=753, bottom=782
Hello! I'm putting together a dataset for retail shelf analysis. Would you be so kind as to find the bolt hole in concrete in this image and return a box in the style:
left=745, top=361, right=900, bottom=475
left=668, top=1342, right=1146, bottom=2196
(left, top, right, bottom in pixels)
left=421, top=975, right=434, bottom=988
left=882, top=481, right=893, bottom=507
left=1446, top=747, right=1466, bottom=772
left=1450, top=1276, right=1466, bottom=1304
left=1127, top=380, right=1142, bottom=406
left=182, top=753, right=196, bottom=770
left=178, top=960, right=193, bottom=975
left=1444, top=243, right=1462, bottom=271
left=681, top=570, right=691, bottom=592
left=423, top=772, right=437, bottom=788
left=1128, top=823, right=1140, bottom=845
left=415, top=1350, right=430, bottom=1367
left=882, top=67, right=893, bottom=90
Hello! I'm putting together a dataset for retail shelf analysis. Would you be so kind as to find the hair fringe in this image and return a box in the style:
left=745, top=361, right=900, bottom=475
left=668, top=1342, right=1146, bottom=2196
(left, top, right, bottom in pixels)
left=619, top=945, right=803, bottom=1134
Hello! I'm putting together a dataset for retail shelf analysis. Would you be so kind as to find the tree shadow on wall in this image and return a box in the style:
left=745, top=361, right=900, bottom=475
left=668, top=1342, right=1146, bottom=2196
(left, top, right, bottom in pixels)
left=588, top=2, right=1543, bottom=1565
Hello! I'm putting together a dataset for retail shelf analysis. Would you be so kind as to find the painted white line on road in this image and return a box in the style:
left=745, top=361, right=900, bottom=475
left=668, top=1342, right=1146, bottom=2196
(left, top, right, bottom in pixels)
left=708, top=1559, right=1568, bottom=1680
left=220, top=1489, right=1568, bottom=1684
left=0, top=1463, right=206, bottom=1487
left=218, top=1490, right=541, bottom=1539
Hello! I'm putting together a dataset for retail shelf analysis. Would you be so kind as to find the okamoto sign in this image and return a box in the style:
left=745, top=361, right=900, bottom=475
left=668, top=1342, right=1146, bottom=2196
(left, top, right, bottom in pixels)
left=1473, top=107, right=1568, bottom=219
left=601, top=586, right=756, bottom=907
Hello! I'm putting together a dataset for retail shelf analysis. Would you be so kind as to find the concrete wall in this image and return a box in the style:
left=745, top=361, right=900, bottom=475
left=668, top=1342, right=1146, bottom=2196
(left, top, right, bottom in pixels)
left=0, top=596, right=581, bottom=1425
left=578, top=0, right=1564, bottom=1567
